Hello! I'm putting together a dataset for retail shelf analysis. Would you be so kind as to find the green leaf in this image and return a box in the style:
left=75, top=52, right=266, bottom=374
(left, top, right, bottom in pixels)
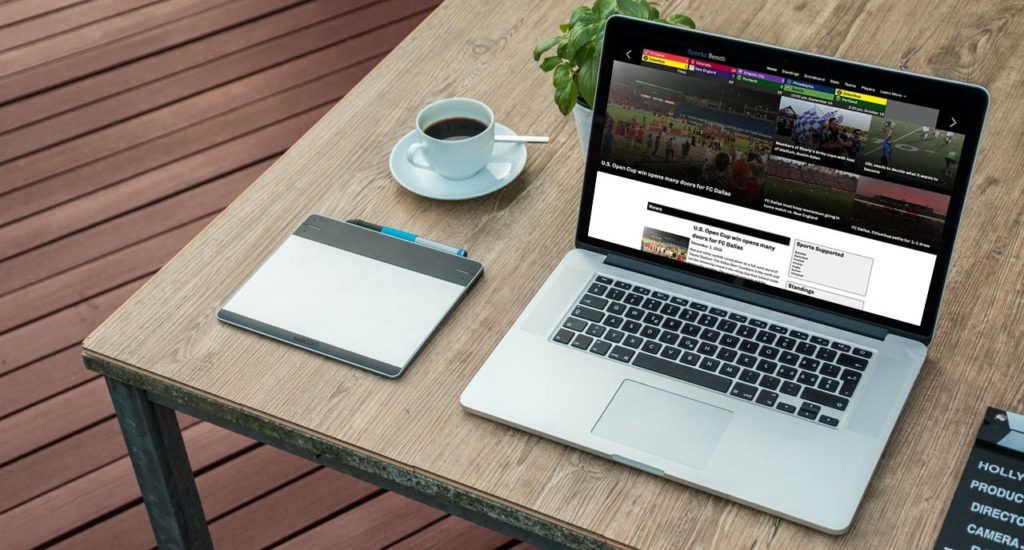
left=559, top=22, right=570, bottom=32
left=592, top=0, right=617, bottom=17
left=647, top=4, right=660, bottom=19
left=533, top=36, right=558, bottom=61
left=568, top=23, right=601, bottom=62
left=553, top=64, right=578, bottom=116
left=539, top=56, right=561, bottom=72
left=568, top=5, right=591, bottom=27
left=667, top=13, right=696, bottom=28
left=615, top=0, right=650, bottom=18
left=577, top=54, right=599, bottom=108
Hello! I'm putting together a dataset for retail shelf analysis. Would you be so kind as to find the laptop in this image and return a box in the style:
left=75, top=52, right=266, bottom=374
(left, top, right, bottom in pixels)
left=461, top=16, right=988, bottom=533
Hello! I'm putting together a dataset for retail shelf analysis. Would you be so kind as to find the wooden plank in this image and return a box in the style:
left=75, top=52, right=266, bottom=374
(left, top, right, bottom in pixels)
left=0, top=414, right=199, bottom=513
left=277, top=491, right=447, bottom=549
left=389, top=515, right=514, bottom=550
left=0, top=421, right=256, bottom=549
left=208, top=468, right=381, bottom=549
left=0, top=0, right=377, bottom=133
left=0, top=54, right=388, bottom=233
left=52, top=444, right=320, bottom=549
left=0, top=346, right=89, bottom=418
left=0, top=377, right=111, bottom=465
left=0, top=215, right=213, bottom=333
left=0, top=279, right=143, bottom=376
left=0, top=0, right=433, bottom=158
left=0, top=0, right=157, bottom=52
left=0, top=0, right=85, bottom=29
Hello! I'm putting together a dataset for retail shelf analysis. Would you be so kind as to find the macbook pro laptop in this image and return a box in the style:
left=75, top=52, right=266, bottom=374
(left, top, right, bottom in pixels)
left=461, top=16, right=988, bottom=533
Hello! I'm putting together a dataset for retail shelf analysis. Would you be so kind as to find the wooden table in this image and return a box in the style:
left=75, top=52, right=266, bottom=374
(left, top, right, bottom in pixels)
left=82, top=0, right=1024, bottom=548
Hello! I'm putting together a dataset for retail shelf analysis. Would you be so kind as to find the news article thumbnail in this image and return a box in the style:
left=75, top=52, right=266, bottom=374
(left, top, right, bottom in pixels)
left=775, top=96, right=872, bottom=168
left=763, top=156, right=857, bottom=229
left=641, top=227, right=689, bottom=263
left=864, top=116, right=965, bottom=186
left=849, top=176, right=950, bottom=249
left=602, top=61, right=775, bottom=206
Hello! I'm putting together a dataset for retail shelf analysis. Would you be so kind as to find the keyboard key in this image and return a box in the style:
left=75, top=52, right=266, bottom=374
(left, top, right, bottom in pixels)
left=633, top=353, right=733, bottom=393
left=756, top=359, right=777, bottom=374
left=642, top=340, right=662, bottom=354
left=757, top=346, right=780, bottom=360
left=758, top=375, right=780, bottom=390
left=777, top=366, right=798, bottom=380
left=670, top=296, right=688, bottom=306
left=625, top=307, right=645, bottom=320
left=643, top=312, right=664, bottom=325
left=800, top=387, right=849, bottom=411
left=605, top=329, right=625, bottom=343
left=681, top=322, right=701, bottom=336
left=755, top=330, right=776, bottom=345
left=572, top=305, right=604, bottom=323
left=607, top=288, right=626, bottom=302
left=740, top=369, right=759, bottom=383
left=720, top=335, right=740, bottom=348
left=586, top=324, right=606, bottom=338
left=720, top=364, right=740, bottom=378
left=728, top=312, right=748, bottom=323
left=624, top=335, right=643, bottom=349
left=737, top=325, right=757, bottom=339
left=815, top=348, right=837, bottom=362
left=800, top=402, right=820, bottom=415
left=571, top=334, right=593, bottom=349
left=776, top=336, right=796, bottom=350
left=640, top=326, right=659, bottom=339
left=697, top=342, right=718, bottom=356
left=798, top=357, right=820, bottom=371
left=632, top=286, right=650, bottom=296
left=797, top=371, right=819, bottom=386
left=661, top=303, right=681, bottom=317
left=662, top=318, right=683, bottom=332
left=748, top=318, right=768, bottom=329
left=642, top=297, right=661, bottom=311
left=769, top=324, right=787, bottom=333
left=819, top=415, right=839, bottom=427
left=660, top=346, right=681, bottom=361
left=659, top=331, right=680, bottom=346
left=716, top=348, right=738, bottom=362
left=679, top=336, right=698, bottom=350
left=852, top=347, right=873, bottom=359
left=839, top=378, right=859, bottom=398
left=564, top=317, right=587, bottom=331
left=553, top=329, right=574, bottom=344
left=840, top=369, right=862, bottom=382
left=623, top=320, right=642, bottom=334
left=716, top=319, right=738, bottom=333
left=798, top=408, right=818, bottom=421
left=580, top=294, right=609, bottom=309
left=796, top=342, right=816, bottom=355
left=698, top=314, right=718, bottom=327
left=590, top=340, right=611, bottom=356
left=681, top=351, right=701, bottom=366
left=830, top=341, right=852, bottom=352
left=836, top=353, right=868, bottom=370
left=818, top=377, right=840, bottom=393
left=699, top=328, right=721, bottom=342
left=780, top=381, right=801, bottom=396
left=679, top=308, right=700, bottom=321
left=779, top=351, right=799, bottom=366
left=603, top=315, right=623, bottom=329
left=811, top=336, right=830, bottom=346
left=608, top=302, right=627, bottom=315
left=730, top=382, right=758, bottom=400
left=690, top=302, right=708, bottom=312
left=789, top=330, right=809, bottom=341
left=776, top=402, right=796, bottom=413
left=710, top=307, right=728, bottom=317
left=596, top=275, right=613, bottom=285
left=699, top=357, right=720, bottom=372
left=739, top=340, right=759, bottom=353
left=756, top=389, right=778, bottom=407
left=625, top=293, right=643, bottom=306
left=608, top=345, right=635, bottom=363
left=820, top=363, right=841, bottom=378
left=587, top=282, right=608, bottom=296
left=613, top=280, right=632, bottom=290
left=737, top=353, right=757, bottom=367
left=653, top=291, right=669, bottom=301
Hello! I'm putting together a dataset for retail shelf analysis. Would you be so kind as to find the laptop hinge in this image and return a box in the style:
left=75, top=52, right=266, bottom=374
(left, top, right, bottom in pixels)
left=603, top=252, right=889, bottom=341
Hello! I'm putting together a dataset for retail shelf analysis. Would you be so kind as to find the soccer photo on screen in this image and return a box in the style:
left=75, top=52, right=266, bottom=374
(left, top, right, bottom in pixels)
left=849, top=175, right=951, bottom=250
left=641, top=227, right=690, bottom=263
left=864, top=117, right=966, bottom=186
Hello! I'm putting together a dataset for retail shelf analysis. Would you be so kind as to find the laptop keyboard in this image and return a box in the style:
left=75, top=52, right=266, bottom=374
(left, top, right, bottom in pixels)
left=552, top=274, right=875, bottom=429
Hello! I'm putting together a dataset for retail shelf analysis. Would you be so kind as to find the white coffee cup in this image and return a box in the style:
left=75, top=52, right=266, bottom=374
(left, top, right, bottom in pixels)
left=408, top=98, right=495, bottom=180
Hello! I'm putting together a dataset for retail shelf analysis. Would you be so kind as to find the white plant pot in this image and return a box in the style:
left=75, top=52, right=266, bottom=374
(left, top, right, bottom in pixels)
left=572, top=101, right=593, bottom=159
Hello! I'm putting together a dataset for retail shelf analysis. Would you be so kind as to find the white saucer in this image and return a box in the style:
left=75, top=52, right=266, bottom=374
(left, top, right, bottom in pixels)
left=389, top=123, right=527, bottom=201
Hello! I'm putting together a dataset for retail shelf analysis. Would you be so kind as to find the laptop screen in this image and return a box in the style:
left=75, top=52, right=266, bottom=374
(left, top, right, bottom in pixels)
left=580, top=19, right=987, bottom=337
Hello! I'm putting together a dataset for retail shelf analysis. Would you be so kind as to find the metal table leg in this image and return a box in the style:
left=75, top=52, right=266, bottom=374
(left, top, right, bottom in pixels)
left=106, top=377, right=213, bottom=550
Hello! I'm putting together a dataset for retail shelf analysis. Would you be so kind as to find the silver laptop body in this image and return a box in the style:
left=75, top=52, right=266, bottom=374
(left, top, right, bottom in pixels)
left=462, top=17, right=987, bottom=533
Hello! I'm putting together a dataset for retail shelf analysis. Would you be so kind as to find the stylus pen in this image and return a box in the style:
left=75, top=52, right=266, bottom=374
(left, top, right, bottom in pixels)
left=347, top=219, right=467, bottom=257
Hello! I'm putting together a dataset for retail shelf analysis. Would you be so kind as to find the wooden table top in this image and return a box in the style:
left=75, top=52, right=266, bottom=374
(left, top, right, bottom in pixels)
left=83, top=0, right=1024, bottom=547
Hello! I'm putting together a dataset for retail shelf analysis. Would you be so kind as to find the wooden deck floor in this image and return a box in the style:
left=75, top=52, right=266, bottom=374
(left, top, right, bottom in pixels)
left=0, top=1, right=526, bottom=547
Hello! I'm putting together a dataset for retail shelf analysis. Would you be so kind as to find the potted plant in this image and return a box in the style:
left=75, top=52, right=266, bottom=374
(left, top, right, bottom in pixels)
left=533, top=0, right=695, bottom=157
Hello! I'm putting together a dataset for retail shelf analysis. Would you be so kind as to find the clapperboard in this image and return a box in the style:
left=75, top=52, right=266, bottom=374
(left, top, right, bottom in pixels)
left=935, top=407, right=1024, bottom=550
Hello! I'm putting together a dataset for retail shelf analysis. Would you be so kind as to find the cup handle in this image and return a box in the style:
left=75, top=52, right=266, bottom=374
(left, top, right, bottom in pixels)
left=407, top=142, right=431, bottom=169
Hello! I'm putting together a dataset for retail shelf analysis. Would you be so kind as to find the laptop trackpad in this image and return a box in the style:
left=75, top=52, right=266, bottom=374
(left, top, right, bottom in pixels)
left=592, top=380, right=732, bottom=469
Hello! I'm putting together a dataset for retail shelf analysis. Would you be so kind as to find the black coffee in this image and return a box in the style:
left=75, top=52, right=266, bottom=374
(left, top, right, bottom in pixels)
left=424, top=117, right=487, bottom=141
